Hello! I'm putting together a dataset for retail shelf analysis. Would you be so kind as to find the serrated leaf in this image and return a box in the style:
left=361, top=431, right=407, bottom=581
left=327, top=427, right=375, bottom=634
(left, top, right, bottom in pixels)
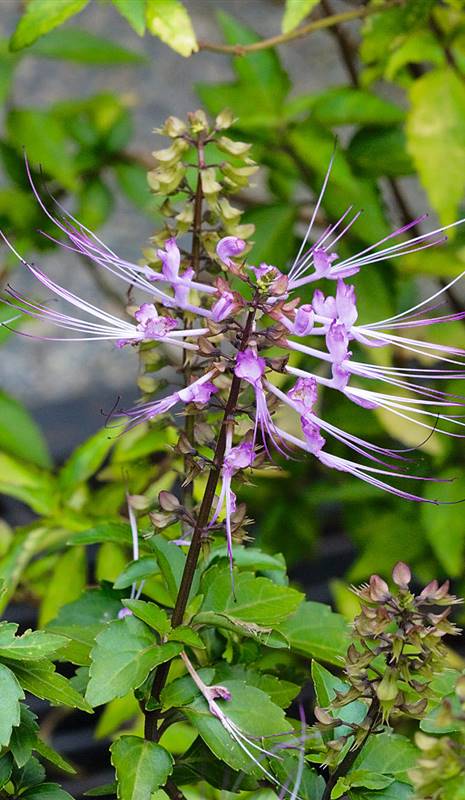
left=160, top=668, right=215, bottom=711
left=8, top=659, right=92, bottom=712
left=145, top=0, right=197, bottom=57
left=21, top=783, right=75, bottom=800
left=0, top=664, right=24, bottom=747
left=10, top=0, right=89, bottom=51
left=202, top=569, right=303, bottom=626
left=0, top=391, right=51, bottom=467
left=9, top=705, right=38, bottom=768
left=349, top=781, right=413, bottom=800
left=0, top=622, right=68, bottom=661
left=282, top=0, right=320, bottom=33
left=185, top=679, right=288, bottom=776
left=0, top=752, right=13, bottom=790
left=86, top=616, right=182, bottom=706
left=111, top=735, right=173, bottom=800
left=352, top=732, right=418, bottom=774
left=278, top=601, right=348, bottom=665
left=273, top=754, right=325, bottom=800
left=122, top=599, right=171, bottom=635
left=407, top=67, right=465, bottom=225
left=33, top=738, right=76, bottom=775
left=28, top=28, right=145, bottom=63
left=167, top=626, right=205, bottom=649
left=112, top=0, right=146, bottom=35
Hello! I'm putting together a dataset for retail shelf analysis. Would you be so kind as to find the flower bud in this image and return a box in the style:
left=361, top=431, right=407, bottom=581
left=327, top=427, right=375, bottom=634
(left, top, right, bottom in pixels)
left=215, top=108, right=235, bottom=129
left=159, top=491, right=180, bottom=512
left=392, top=561, right=411, bottom=588
left=376, top=668, right=399, bottom=702
left=369, top=574, right=390, bottom=602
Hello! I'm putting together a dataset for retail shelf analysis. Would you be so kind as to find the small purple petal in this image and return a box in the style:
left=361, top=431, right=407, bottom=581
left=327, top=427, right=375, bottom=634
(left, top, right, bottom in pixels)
left=234, top=347, right=266, bottom=386
left=216, top=236, right=246, bottom=267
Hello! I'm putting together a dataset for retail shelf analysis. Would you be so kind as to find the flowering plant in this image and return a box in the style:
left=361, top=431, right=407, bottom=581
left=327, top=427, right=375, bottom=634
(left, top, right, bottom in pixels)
left=1, top=109, right=465, bottom=800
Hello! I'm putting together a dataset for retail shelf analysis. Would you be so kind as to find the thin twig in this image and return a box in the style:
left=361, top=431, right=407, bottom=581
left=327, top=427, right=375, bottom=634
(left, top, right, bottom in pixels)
left=197, top=0, right=402, bottom=54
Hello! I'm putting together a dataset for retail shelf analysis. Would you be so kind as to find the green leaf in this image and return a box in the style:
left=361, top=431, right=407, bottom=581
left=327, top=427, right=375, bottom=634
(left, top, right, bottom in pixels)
left=86, top=616, right=182, bottom=706
left=28, top=28, right=145, bottom=63
left=59, top=428, right=115, bottom=492
left=422, top=469, right=465, bottom=577
left=114, top=557, right=159, bottom=589
left=0, top=753, right=13, bottom=790
left=311, top=87, right=404, bottom=127
left=0, top=664, right=24, bottom=747
left=6, top=109, right=76, bottom=190
left=278, top=601, right=349, bottom=665
left=122, top=599, right=171, bottom=635
left=333, top=772, right=394, bottom=798
left=85, top=784, right=117, bottom=797
left=349, top=782, right=413, bottom=800
left=0, top=392, right=51, bottom=467
left=407, top=67, right=465, bottom=225
left=185, top=679, right=288, bottom=775
left=152, top=536, right=193, bottom=604
left=202, top=569, right=303, bottom=626
left=208, top=545, right=286, bottom=573
left=39, top=546, right=87, bottom=627
left=244, top=204, right=297, bottom=267
left=21, top=783, right=75, bottom=800
left=33, top=738, right=76, bottom=775
left=145, top=0, right=197, bottom=57
left=14, top=756, right=46, bottom=793
left=111, top=736, right=173, bottom=800
left=172, top=737, right=257, bottom=792
left=273, top=754, right=326, bottom=800
left=282, top=0, right=320, bottom=33
left=114, top=163, right=155, bottom=214
left=311, top=662, right=366, bottom=731
left=0, top=453, right=57, bottom=514
left=352, top=732, right=418, bottom=774
left=10, top=0, right=90, bottom=51
left=0, top=622, right=67, bottom=661
left=69, top=522, right=133, bottom=547
left=214, top=664, right=299, bottom=709
left=10, top=705, right=38, bottom=768
left=112, top=0, right=146, bottom=35
left=160, top=668, right=215, bottom=711
left=8, top=659, right=92, bottom=712
left=167, top=626, right=205, bottom=649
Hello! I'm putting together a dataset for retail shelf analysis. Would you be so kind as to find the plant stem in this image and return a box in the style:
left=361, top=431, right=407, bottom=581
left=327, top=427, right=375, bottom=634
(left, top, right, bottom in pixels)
left=197, top=1, right=402, bottom=54
left=182, top=136, right=205, bottom=519
left=144, top=303, right=257, bottom=740
left=321, top=698, right=381, bottom=800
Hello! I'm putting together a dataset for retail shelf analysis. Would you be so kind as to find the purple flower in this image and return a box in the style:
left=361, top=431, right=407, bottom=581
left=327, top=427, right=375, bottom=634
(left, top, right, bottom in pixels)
left=179, top=380, right=218, bottom=405
left=312, top=289, right=336, bottom=319
left=158, top=237, right=181, bottom=282
left=223, top=440, right=256, bottom=476
left=326, top=321, right=350, bottom=363
left=288, top=377, right=318, bottom=414
left=234, top=348, right=266, bottom=386
left=211, top=286, right=237, bottom=322
left=122, top=370, right=218, bottom=428
left=251, top=263, right=288, bottom=295
left=313, top=248, right=337, bottom=277
left=335, top=280, right=358, bottom=328
left=301, top=417, right=326, bottom=455
left=134, top=303, right=178, bottom=339
left=293, top=304, right=314, bottom=336
left=216, top=236, right=246, bottom=268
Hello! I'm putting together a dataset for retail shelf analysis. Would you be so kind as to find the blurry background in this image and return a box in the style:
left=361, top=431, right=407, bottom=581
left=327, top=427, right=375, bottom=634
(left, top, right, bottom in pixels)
left=1, top=0, right=465, bottom=621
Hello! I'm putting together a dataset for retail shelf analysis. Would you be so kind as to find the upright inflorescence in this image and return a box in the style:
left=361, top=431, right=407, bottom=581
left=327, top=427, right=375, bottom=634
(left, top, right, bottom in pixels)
left=4, top=110, right=465, bottom=581
left=315, top=563, right=462, bottom=762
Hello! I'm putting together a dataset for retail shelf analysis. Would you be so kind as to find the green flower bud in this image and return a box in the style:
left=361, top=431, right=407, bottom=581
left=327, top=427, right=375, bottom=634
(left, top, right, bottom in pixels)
left=157, top=116, right=186, bottom=137
left=376, top=668, right=399, bottom=702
